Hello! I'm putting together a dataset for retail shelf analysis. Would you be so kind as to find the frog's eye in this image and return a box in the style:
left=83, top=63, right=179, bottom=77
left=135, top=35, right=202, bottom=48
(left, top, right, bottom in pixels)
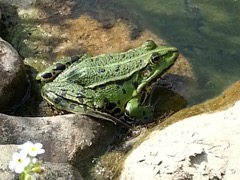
left=150, top=52, right=161, bottom=64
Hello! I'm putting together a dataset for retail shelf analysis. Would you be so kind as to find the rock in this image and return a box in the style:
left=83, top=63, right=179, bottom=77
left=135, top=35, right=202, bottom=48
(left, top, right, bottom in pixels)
left=0, top=145, right=16, bottom=180
left=0, top=0, right=36, bottom=8
left=34, top=162, right=83, bottom=180
left=0, top=37, right=28, bottom=113
left=120, top=82, right=240, bottom=180
left=0, top=2, right=19, bottom=37
left=0, top=145, right=83, bottom=180
left=0, top=7, right=6, bottom=37
left=0, top=113, right=121, bottom=165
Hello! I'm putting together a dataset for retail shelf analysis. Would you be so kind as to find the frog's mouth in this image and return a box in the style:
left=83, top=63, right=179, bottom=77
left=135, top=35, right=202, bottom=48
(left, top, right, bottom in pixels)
left=149, top=54, right=179, bottom=87
left=161, top=60, right=176, bottom=76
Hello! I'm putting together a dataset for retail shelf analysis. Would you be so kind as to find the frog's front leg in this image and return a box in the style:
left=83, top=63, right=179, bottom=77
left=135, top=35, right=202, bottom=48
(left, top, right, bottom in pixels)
left=124, top=96, right=154, bottom=124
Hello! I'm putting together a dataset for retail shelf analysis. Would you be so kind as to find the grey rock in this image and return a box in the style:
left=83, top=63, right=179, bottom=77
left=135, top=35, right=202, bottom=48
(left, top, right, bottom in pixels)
left=0, top=145, right=83, bottom=180
left=0, top=37, right=27, bottom=112
left=0, top=145, right=17, bottom=180
left=0, top=0, right=36, bottom=8
left=120, top=101, right=240, bottom=180
left=33, top=162, right=83, bottom=180
left=0, top=113, right=119, bottom=164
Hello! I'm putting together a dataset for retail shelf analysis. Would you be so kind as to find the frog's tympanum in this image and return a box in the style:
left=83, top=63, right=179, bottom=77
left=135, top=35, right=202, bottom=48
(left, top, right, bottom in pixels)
left=36, top=40, right=179, bottom=126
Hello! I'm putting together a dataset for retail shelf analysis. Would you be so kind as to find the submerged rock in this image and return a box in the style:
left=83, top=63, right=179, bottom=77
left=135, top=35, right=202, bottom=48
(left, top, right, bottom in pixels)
left=120, top=81, right=240, bottom=180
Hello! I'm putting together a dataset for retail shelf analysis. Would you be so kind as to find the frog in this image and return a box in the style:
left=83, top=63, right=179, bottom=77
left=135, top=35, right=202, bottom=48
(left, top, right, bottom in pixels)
left=36, top=40, right=179, bottom=126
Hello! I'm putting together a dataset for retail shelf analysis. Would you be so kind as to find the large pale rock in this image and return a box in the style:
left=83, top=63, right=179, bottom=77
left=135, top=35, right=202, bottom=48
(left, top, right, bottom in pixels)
left=0, top=37, right=27, bottom=112
left=120, top=101, right=240, bottom=180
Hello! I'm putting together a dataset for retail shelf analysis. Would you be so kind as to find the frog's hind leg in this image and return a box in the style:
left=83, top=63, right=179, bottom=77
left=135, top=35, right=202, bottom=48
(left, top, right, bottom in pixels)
left=68, top=102, right=130, bottom=127
left=36, top=54, right=90, bottom=83
left=48, top=94, right=130, bottom=127
left=76, top=105, right=131, bottom=127
left=42, top=81, right=130, bottom=127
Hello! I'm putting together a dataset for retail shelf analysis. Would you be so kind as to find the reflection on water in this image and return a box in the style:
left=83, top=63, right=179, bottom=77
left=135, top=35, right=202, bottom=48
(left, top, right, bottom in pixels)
left=120, top=0, right=240, bottom=105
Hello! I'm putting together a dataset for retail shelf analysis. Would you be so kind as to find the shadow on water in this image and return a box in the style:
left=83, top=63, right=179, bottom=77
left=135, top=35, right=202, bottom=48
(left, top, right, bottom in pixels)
left=5, top=0, right=145, bottom=63
left=37, top=0, right=143, bottom=39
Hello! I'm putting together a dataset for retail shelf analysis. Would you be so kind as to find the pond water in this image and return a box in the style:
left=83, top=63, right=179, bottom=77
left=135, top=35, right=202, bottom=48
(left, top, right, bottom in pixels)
left=120, top=0, right=240, bottom=105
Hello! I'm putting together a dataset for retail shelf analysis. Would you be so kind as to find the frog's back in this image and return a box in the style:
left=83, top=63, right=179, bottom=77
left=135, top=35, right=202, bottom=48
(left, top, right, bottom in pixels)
left=56, top=46, right=151, bottom=88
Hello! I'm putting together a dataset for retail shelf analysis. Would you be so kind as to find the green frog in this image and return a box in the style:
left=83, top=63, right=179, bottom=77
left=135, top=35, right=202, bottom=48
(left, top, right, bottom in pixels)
left=36, top=40, right=179, bottom=126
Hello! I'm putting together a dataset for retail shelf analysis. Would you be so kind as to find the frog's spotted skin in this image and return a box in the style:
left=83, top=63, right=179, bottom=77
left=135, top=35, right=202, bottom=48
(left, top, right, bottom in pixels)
left=38, top=40, right=179, bottom=126
left=54, top=40, right=177, bottom=90
left=41, top=81, right=130, bottom=126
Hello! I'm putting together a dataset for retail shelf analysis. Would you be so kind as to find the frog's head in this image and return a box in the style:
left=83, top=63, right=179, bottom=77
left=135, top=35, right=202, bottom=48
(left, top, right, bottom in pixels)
left=136, top=40, right=179, bottom=94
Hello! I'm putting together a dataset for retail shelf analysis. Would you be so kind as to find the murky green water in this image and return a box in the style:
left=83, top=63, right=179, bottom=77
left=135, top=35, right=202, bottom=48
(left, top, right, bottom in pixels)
left=121, top=0, right=240, bottom=105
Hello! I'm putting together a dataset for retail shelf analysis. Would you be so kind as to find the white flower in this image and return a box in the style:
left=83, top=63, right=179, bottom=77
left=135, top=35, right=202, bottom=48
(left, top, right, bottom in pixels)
left=19, top=141, right=45, bottom=157
left=32, top=158, right=38, bottom=164
left=9, top=151, right=30, bottom=173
